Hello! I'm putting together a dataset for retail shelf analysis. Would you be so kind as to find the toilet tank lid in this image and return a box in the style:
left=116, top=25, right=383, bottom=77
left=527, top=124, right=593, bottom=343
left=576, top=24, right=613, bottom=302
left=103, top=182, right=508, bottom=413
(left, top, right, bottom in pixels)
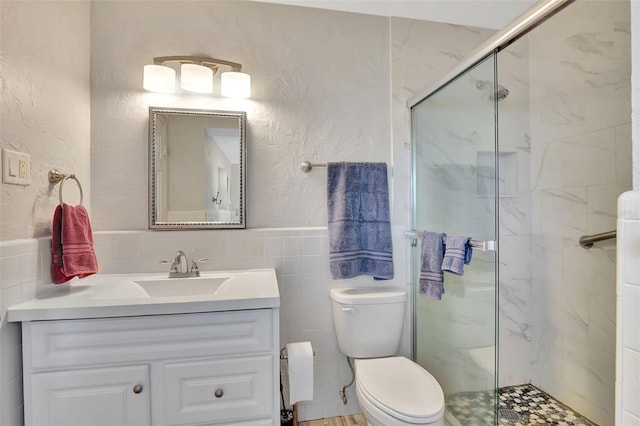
left=330, top=287, right=406, bottom=304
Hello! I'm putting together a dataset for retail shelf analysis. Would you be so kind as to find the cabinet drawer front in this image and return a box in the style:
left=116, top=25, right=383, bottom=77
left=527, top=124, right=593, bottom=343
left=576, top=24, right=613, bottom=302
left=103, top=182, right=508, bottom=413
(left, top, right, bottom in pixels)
left=29, top=365, right=150, bottom=426
left=163, top=355, right=273, bottom=425
left=27, top=310, right=273, bottom=370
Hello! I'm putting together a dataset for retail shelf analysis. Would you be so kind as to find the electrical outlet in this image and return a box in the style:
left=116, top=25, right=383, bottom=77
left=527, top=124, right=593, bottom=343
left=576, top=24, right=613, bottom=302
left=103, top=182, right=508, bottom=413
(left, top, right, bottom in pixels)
left=19, top=159, right=27, bottom=178
left=2, top=148, right=31, bottom=185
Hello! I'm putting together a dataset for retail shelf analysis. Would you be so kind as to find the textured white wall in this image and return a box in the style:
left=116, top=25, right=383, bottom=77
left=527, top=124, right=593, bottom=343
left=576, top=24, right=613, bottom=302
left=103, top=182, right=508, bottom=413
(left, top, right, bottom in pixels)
left=90, top=1, right=390, bottom=231
left=0, top=2, right=91, bottom=423
left=0, top=1, right=91, bottom=241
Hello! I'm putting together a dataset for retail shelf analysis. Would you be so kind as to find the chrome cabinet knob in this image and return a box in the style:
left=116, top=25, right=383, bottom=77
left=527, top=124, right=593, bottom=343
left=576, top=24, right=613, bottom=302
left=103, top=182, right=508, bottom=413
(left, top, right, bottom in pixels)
left=214, top=389, right=224, bottom=398
left=133, top=384, right=143, bottom=394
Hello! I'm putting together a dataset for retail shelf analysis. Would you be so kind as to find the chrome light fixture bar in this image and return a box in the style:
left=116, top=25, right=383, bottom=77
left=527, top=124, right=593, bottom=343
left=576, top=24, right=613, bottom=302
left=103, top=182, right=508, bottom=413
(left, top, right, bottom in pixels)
left=143, top=55, right=251, bottom=98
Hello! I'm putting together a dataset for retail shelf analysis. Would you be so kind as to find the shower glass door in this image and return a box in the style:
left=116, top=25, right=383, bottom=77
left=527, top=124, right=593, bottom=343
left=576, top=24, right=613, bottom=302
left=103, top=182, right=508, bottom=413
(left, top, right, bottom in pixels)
left=411, top=54, right=498, bottom=425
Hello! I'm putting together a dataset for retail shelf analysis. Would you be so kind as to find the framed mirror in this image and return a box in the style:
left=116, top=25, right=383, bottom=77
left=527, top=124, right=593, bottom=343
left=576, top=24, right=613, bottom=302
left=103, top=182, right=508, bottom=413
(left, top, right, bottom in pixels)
left=149, top=107, right=246, bottom=229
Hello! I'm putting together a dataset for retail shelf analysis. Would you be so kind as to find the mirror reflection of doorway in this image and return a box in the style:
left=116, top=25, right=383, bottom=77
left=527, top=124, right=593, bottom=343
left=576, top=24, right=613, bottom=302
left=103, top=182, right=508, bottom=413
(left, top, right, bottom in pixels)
left=204, top=127, right=240, bottom=222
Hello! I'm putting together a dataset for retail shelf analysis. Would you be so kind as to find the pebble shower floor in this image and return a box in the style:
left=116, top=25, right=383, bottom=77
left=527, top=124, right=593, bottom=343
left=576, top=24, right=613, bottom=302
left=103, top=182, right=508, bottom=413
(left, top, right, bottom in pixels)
left=446, top=384, right=598, bottom=426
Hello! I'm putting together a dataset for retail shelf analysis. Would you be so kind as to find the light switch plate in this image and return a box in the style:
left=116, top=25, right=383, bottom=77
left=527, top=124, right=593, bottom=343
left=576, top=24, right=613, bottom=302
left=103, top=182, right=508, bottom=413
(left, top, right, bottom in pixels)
left=2, top=148, right=31, bottom=185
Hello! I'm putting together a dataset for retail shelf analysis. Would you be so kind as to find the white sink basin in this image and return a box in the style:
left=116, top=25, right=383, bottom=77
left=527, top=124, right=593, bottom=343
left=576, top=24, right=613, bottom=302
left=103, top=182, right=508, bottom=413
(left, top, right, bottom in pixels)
left=133, top=276, right=230, bottom=297
left=7, top=269, right=280, bottom=322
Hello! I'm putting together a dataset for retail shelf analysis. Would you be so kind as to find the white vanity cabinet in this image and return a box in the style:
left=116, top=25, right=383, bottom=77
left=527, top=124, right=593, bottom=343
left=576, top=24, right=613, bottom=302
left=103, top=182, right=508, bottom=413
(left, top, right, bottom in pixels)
left=21, top=308, right=280, bottom=426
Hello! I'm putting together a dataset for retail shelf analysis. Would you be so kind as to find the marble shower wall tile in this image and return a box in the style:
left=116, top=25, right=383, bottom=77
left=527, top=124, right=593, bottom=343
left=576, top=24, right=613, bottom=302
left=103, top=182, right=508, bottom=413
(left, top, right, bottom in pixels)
left=496, top=35, right=534, bottom=388
left=526, top=2, right=630, bottom=424
left=390, top=17, right=494, bottom=229
left=528, top=0, right=631, bottom=145
left=616, top=122, right=633, bottom=184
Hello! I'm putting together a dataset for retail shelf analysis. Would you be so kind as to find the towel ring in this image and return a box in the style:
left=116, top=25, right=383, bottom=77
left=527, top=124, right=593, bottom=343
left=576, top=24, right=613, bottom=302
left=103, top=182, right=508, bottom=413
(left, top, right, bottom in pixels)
left=48, top=169, right=84, bottom=205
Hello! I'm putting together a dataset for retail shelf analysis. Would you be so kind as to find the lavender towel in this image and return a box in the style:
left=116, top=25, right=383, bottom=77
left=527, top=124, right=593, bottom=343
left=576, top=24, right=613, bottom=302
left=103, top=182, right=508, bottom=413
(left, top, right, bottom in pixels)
left=419, top=231, right=446, bottom=300
left=441, top=235, right=472, bottom=275
left=327, top=162, right=393, bottom=280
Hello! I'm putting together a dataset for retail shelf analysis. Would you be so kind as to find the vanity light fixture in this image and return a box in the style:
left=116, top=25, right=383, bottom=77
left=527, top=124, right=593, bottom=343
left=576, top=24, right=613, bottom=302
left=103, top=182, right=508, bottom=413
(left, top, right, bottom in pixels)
left=143, top=55, right=251, bottom=98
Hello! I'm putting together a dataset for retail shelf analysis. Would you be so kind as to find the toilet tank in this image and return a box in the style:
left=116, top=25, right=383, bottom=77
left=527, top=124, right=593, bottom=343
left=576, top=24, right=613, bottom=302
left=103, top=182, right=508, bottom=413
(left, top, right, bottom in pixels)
left=330, top=287, right=407, bottom=358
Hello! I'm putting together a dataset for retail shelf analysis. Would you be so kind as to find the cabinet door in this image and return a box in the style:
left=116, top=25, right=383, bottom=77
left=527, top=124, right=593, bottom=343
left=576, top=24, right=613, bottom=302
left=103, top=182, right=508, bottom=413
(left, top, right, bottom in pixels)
left=29, top=365, right=150, bottom=426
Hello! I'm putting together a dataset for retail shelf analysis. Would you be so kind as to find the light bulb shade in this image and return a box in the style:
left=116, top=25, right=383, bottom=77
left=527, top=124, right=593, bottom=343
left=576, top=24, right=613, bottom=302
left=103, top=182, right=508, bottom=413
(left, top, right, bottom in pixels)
left=221, top=72, right=251, bottom=98
left=180, top=64, right=213, bottom=93
left=143, top=64, right=176, bottom=93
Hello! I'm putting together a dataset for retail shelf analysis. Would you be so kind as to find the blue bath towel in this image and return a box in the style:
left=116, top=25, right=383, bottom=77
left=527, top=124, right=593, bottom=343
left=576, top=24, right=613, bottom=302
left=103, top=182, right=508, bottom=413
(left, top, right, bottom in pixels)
left=327, top=162, right=393, bottom=280
left=441, top=235, right=472, bottom=275
left=419, top=231, right=446, bottom=300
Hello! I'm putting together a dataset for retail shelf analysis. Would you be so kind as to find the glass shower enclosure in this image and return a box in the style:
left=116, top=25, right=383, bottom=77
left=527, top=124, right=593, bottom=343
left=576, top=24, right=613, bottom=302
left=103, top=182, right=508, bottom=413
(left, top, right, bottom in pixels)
left=410, top=1, right=630, bottom=424
left=411, top=54, right=499, bottom=425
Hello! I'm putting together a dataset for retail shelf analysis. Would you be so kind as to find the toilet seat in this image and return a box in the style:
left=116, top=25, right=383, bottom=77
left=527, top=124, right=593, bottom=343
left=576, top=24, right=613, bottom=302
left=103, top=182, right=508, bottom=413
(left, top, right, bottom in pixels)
left=356, top=357, right=445, bottom=424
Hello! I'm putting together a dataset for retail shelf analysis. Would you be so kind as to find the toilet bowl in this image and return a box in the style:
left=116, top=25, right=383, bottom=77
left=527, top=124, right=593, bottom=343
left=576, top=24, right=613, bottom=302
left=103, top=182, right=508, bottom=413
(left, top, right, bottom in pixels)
left=355, top=357, right=445, bottom=426
left=330, top=288, right=445, bottom=426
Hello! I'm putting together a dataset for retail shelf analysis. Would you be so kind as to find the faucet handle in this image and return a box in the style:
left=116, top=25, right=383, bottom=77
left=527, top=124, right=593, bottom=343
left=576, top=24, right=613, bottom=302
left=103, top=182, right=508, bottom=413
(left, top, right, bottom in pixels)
left=159, top=259, right=179, bottom=273
left=190, top=258, right=208, bottom=276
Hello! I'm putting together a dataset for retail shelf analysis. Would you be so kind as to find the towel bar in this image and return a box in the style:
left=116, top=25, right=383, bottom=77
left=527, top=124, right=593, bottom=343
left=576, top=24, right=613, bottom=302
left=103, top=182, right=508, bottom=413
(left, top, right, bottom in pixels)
left=300, top=161, right=327, bottom=173
left=405, top=231, right=497, bottom=251
left=48, top=169, right=84, bottom=205
left=579, top=230, right=616, bottom=248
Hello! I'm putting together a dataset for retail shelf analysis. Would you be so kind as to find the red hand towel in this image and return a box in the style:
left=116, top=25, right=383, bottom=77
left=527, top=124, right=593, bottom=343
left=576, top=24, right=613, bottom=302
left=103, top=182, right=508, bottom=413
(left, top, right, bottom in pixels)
left=51, top=204, right=66, bottom=284
left=51, top=203, right=98, bottom=284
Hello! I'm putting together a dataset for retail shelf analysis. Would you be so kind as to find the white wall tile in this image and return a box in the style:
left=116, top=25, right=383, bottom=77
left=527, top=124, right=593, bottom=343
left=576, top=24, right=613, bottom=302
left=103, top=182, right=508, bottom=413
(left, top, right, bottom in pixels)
left=622, top=348, right=640, bottom=419
left=622, top=412, right=640, bottom=426
left=617, top=190, right=640, bottom=424
left=623, top=283, right=640, bottom=352
left=264, top=237, right=284, bottom=258
left=622, top=221, right=640, bottom=286
left=301, top=237, right=322, bottom=256
left=283, top=237, right=302, bottom=257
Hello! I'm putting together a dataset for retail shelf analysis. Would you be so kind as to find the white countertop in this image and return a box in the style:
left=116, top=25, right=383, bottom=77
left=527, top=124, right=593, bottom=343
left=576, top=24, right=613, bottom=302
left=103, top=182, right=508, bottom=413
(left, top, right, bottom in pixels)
left=7, top=269, right=280, bottom=322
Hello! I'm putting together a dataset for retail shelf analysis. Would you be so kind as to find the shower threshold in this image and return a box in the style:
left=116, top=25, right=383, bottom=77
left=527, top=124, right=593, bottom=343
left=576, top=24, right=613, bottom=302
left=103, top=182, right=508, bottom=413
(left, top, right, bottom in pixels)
left=446, top=384, right=598, bottom=426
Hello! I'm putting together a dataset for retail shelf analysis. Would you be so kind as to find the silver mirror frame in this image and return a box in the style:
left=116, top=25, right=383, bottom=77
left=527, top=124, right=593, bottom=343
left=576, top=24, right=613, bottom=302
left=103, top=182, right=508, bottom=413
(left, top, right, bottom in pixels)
left=148, top=106, right=246, bottom=230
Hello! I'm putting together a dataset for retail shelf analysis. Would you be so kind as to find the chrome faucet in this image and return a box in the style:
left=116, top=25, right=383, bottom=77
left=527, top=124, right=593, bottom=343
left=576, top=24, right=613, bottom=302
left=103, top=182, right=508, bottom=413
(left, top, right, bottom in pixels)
left=162, top=250, right=207, bottom=278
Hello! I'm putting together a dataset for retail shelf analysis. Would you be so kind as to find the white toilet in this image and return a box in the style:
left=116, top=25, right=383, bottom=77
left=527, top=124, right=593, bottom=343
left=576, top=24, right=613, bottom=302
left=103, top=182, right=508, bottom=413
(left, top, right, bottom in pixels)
left=330, top=287, right=445, bottom=426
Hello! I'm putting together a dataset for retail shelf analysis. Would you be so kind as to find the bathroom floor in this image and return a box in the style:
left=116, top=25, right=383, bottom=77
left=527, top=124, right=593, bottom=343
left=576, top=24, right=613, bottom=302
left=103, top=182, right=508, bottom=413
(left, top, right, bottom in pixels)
left=299, top=414, right=366, bottom=426
left=446, top=384, right=598, bottom=426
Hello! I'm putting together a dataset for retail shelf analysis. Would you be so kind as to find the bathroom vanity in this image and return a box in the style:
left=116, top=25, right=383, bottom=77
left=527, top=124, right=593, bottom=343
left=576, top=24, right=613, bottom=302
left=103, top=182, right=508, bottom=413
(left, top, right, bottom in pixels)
left=8, top=269, right=280, bottom=426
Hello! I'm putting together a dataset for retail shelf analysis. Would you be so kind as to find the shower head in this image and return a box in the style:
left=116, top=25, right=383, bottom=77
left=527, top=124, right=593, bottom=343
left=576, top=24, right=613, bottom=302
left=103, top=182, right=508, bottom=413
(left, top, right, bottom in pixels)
left=491, top=87, right=510, bottom=102
left=475, top=80, right=510, bottom=102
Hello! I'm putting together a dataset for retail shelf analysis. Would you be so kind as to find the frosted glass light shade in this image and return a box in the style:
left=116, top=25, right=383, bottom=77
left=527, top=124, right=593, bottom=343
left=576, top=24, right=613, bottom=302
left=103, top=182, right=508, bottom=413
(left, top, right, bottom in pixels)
left=181, top=64, right=213, bottom=93
left=143, top=65, right=176, bottom=93
left=221, top=72, right=251, bottom=98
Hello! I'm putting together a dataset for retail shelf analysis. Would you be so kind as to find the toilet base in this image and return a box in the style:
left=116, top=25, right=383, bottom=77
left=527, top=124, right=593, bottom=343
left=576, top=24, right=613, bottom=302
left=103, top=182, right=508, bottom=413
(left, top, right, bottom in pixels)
left=356, top=381, right=445, bottom=426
